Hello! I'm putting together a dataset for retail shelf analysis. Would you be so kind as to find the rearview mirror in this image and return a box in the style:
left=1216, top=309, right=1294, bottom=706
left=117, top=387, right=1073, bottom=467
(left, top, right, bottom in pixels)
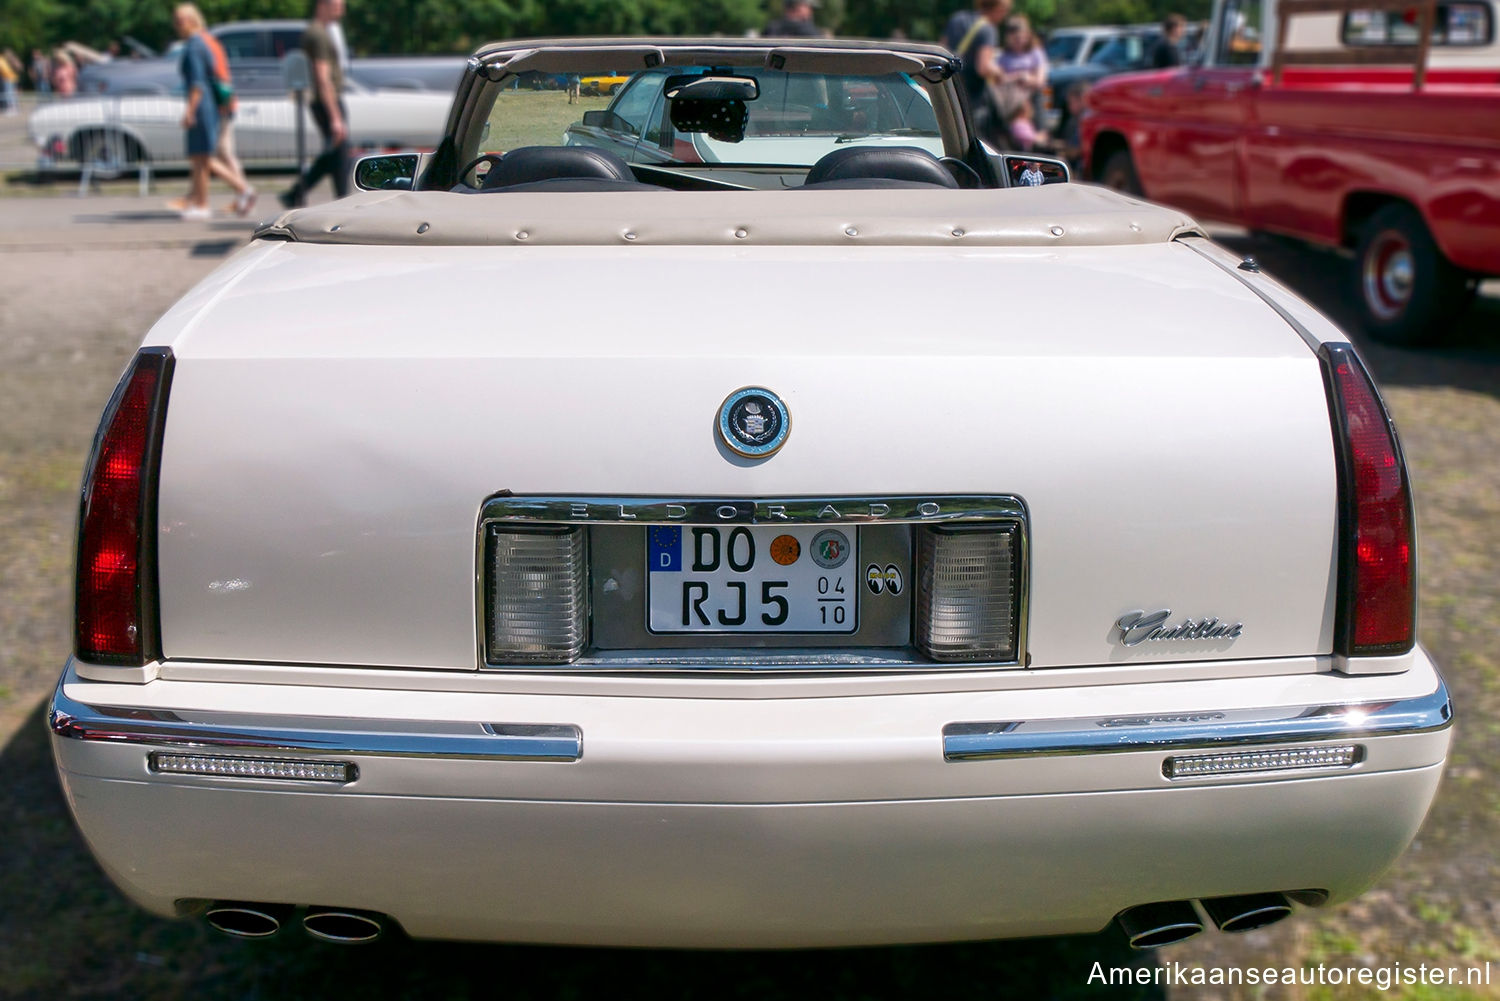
left=664, top=74, right=760, bottom=102
left=353, top=153, right=418, bottom=192
left=1000, top=154, right=1070, bottom=187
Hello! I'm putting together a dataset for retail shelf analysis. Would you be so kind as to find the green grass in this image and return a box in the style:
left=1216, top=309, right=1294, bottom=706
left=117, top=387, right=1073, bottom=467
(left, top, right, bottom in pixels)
left=483, top=89, right=611, bottom=153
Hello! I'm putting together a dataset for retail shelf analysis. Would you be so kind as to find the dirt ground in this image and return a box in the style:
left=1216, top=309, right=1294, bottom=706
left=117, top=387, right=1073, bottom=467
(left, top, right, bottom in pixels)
left=0, top=179, right=1496, bottom=998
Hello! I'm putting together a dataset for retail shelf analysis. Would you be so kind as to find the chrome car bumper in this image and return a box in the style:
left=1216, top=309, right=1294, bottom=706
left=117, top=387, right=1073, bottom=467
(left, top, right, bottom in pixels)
left=52, top=669, right=1449, bottom=768
left=49, top=654, right=1452, bottom=947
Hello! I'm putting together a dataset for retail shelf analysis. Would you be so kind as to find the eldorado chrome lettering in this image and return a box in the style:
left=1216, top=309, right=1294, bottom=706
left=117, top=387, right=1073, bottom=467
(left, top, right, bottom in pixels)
left=481, top=496, right=1024, bottom=527
left=1115, top=609, right=1244, bottom=647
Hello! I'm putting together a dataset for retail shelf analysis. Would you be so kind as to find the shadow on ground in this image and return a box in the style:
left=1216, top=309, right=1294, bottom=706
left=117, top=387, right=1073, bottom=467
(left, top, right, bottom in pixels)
left=1213, top=232, right=1500, bottom=400
left=2, top=699, right=1163, bottom=1001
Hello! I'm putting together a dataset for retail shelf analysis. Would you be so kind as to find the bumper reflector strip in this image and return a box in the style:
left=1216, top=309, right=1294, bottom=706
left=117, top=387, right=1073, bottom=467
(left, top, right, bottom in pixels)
left=1163, top=744, right=1362, bottom=779
left=149, top=752, right=356, bottom=783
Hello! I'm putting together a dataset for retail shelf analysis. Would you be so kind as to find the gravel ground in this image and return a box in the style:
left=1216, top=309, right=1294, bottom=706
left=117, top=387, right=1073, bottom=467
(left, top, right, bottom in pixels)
left=0, top=189, right=1495, bottom=999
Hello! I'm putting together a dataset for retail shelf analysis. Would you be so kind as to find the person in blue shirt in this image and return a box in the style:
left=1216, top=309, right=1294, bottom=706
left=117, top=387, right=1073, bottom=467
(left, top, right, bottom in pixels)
left=174, top=3, right=219, bottom=219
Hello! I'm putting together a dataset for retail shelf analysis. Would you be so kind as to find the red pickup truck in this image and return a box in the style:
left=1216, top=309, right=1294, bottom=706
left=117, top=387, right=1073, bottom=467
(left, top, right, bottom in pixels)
left=1081, top=0, right=1500, bottom=345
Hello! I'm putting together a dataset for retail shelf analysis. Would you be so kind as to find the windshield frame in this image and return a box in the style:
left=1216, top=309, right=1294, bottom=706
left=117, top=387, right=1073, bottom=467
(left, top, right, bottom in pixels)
left=433, top=38, right=970, bottom=185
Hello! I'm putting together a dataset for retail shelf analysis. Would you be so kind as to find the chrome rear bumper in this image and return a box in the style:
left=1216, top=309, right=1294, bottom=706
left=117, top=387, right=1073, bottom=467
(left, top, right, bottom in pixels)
left=52, top=668, right=1451, bottom=769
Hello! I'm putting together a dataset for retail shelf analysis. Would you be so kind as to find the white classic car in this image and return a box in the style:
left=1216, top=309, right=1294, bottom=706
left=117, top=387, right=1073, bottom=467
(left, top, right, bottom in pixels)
left=27, top=82, right=452, bottom=169
left=50, top=37, right=1450, bottom=951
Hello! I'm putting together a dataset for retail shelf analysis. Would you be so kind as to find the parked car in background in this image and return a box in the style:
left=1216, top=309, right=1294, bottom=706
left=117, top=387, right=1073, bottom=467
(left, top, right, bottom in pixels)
left=1044, top=23, right=1205, bottom=128
left=579, top=73, right=631, bottom=96
left=75, top=20, right=463, bottom=96
left=28, top=81, right=451, bottom=169
left=563, top=66, right=945, bottom=166
left=49, top=36, right=1450, bottom=953
left=1044, top=24, right=1133, bottom=68
left=1082, top=0, right=1500, bottom=344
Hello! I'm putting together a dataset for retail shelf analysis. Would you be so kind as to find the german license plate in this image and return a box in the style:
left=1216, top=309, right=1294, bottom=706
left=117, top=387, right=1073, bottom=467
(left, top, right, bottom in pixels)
left=647, top=525, right=858, bottom=633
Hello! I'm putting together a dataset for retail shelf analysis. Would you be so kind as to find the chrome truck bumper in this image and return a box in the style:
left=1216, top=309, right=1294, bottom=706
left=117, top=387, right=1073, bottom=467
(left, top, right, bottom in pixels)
left=50, top=652, right=1452, bottom=948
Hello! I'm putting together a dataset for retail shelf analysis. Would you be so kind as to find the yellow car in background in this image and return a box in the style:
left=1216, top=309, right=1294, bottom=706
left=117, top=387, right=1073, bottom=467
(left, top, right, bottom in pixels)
left=580, top=73, right=631, bottom=96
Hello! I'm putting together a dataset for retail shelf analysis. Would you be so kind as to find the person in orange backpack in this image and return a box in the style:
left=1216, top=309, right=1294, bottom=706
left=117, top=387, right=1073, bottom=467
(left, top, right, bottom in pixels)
left=172, top=4, right=256, bottom=215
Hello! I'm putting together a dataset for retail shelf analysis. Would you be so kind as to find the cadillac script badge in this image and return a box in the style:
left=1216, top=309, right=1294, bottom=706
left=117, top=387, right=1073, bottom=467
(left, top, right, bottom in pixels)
left=718, top=387, right=791, bottom=459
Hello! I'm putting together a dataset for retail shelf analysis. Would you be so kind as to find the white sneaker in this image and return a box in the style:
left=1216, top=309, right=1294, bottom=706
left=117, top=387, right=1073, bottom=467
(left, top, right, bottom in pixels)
left=233, top=188, right=258, bottom=217
left=180, top=206, right=211, bottom=221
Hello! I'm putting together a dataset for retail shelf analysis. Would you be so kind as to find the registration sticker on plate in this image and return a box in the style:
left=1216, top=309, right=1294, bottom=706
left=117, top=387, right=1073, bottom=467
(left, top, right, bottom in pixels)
left=647, top=525, right=858, bottom=633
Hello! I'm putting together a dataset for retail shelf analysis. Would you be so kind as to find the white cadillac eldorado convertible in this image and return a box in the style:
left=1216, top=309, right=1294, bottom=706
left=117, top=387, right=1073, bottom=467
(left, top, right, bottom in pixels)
left=51, top=37, right=1451, bottom=951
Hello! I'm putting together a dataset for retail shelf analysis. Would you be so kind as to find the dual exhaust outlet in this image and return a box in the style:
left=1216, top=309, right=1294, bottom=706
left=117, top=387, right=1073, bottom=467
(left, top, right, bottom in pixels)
left=207, top=890, right=1301, bottom=949
left=1117, top=891, right=1304, bottom=950
left=204, top=902, right=384, bottom=944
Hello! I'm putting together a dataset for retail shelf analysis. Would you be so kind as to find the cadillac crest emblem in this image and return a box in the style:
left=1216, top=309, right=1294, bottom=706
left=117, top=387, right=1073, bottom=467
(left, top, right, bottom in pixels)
left=718, top=387, right=791, bottom=459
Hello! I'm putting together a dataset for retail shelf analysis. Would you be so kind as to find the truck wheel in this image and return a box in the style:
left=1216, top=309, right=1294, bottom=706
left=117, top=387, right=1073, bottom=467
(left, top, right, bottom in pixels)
left=1355, top=203, right=1468, bottom=347
left=1100, top=150, right=1142, bottom=196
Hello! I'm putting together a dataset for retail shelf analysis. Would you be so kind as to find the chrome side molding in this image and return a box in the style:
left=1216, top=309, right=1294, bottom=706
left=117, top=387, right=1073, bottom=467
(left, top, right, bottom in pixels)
left=942, top=676, right=1451, bottom=762
left=49, top=678, right=582, bottom=763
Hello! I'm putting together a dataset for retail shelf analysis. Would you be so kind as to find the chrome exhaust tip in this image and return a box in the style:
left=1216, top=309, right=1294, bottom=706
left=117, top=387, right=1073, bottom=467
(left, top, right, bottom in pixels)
left=205, top=902, right=290, bottom=939
left=1116, top=900, right=1205, bottom=949
left=1200, top=892, right=1294, bottom=933
left=303, top=907, right=384, bottom=944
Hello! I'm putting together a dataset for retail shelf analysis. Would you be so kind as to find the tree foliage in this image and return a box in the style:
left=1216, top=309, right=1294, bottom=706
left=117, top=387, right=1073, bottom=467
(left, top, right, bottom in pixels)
left=4, top=0, right=1213, bottom=60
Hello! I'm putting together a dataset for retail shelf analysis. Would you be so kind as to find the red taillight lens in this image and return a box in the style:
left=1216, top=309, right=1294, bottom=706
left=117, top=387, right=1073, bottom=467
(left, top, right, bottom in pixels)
left=75, top=349, right=173, bottom=665
left=1319, top=343, right=1414, bottom=656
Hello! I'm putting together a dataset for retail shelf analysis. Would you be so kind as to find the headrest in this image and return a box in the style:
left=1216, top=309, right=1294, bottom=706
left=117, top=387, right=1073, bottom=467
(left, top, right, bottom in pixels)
left=803, top=146, right=959, bottom=189
left=480, top=146, right=635, bottom=191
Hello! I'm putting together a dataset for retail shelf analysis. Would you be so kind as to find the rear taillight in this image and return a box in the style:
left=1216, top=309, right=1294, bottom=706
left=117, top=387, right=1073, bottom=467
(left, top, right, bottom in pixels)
left=75, top=348, right=173, bottom=666
left=1319, top=342, right=1414, bottom=657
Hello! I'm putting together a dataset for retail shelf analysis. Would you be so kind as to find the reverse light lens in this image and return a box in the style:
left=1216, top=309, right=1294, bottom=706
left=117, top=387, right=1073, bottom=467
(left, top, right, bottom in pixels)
left=1320, top=344, right=1415, bottom=656
left=75, top=349, right=173, bottom=665
left=915, top=524, right=1020, bottom=662
left=150, top=752, right=355, bottom=783
left=485, top=526, right=588, bottom=664
left=1164, top=744, right=1362, bottom=779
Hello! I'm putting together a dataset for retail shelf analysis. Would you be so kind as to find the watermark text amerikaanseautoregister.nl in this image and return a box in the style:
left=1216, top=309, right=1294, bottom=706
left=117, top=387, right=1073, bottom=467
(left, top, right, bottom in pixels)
left=1089, top=960, right=1492, bottom=990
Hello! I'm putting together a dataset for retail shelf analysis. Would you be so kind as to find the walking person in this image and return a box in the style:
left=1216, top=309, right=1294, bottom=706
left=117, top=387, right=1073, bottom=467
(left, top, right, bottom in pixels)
left=1150, top=14, right=1188, bottom=68
left=942, top=0, right=1012, bottom=146
left=29, top=48, right=51, bottom=96
left=765, top=0, right=823, bottom=38
left=280, top=0, right=351, bottom=208
left=195, top=11, right=257, bottom=215
left=172, top=4, right=219, bottom=219
left=0, top=50, right=21, bottom=116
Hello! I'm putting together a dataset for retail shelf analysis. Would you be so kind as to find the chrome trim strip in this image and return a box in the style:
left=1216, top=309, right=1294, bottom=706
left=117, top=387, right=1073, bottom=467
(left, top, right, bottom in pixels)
left=942, top=675, right=1451, bottom=762
left=48, top=678, right=582, bottom=762
left=1178, top=236, right=1324, bottom=352
left=480, top=494, right=1028, bottom=526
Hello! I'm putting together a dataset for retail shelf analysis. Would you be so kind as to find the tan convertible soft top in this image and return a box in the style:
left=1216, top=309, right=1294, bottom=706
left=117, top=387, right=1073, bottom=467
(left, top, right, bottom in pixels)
left=256, top=184, right=1204, bottom=249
